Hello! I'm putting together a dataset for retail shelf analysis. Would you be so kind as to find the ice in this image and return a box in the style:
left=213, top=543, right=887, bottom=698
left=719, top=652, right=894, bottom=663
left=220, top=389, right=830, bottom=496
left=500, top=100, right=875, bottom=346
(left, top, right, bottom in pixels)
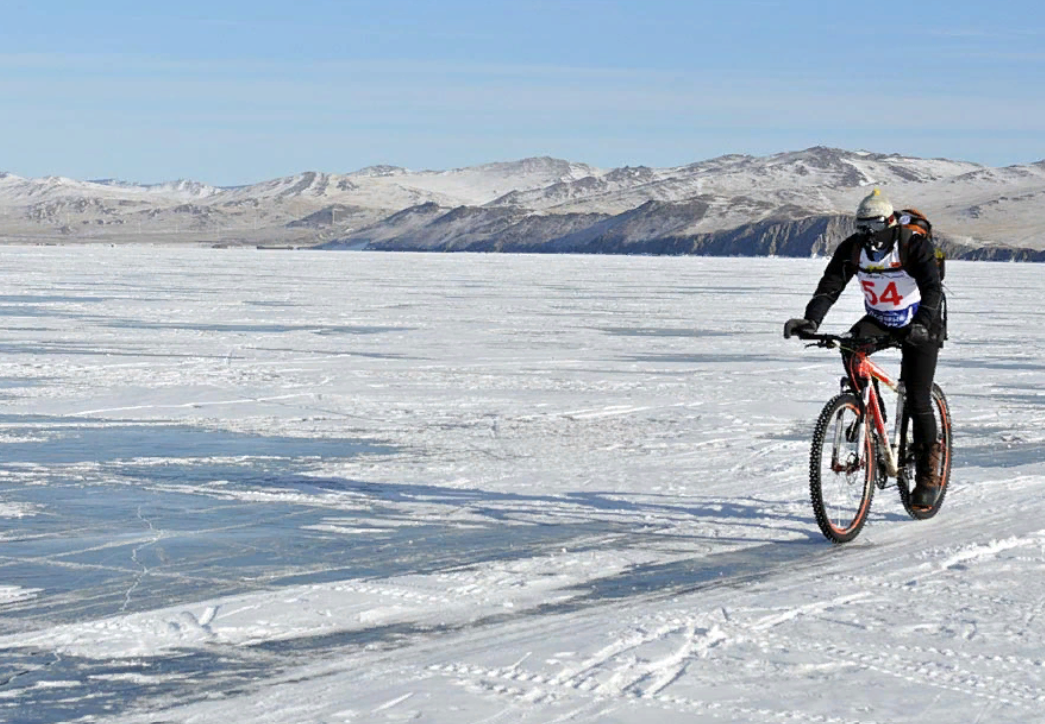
left=0, top=246, right=1042, bottom=723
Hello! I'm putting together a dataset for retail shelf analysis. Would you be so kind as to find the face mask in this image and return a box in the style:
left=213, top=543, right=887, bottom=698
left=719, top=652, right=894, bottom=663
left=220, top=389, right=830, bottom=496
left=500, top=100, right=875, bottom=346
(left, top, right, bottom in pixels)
left=862, top=227, right=894, bottom=254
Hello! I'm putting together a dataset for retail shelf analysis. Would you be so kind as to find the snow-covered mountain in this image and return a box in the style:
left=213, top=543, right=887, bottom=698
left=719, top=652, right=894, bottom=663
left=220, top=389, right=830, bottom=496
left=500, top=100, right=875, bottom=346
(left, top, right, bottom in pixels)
left=2, top=148, right=1044, bottom=256
left=487, top=148, right=980, bottom=215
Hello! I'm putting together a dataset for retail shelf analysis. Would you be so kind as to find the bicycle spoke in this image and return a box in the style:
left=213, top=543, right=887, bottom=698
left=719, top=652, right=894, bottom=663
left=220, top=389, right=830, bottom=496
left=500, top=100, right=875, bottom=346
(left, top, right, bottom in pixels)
left=809, top=393, right=876, bottom=543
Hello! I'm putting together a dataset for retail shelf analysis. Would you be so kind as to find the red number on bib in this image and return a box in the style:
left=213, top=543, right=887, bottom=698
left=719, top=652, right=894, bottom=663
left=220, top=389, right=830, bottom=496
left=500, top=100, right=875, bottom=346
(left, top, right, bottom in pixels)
left=861, top=280, right=904, bottom=307
left=860, top=280, right=878, bottom=305
left=879, top=282, right=903, bottom=306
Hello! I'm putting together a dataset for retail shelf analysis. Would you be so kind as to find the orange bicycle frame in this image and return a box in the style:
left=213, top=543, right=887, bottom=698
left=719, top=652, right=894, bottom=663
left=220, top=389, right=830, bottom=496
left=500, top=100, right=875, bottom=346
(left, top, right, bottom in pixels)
left=846, top=348, right=906, bottom=478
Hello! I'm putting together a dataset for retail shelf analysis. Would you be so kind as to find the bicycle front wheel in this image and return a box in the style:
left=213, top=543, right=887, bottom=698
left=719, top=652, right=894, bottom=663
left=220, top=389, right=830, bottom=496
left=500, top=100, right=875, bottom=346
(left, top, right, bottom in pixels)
left=809, top=393, right=877, bottom=543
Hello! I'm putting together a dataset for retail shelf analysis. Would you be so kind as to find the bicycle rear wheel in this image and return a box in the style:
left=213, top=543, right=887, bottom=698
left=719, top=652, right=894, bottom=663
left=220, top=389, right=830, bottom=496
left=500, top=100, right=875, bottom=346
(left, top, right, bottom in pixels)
left=809, top=393, right=877, bottom=543
left=898, top=383, right=952, bottom=519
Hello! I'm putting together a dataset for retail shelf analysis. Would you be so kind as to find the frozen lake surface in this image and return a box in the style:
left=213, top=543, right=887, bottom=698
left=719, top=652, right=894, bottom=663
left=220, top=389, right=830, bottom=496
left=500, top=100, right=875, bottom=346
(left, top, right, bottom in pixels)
left=1, top=247, right=1044, bottom=723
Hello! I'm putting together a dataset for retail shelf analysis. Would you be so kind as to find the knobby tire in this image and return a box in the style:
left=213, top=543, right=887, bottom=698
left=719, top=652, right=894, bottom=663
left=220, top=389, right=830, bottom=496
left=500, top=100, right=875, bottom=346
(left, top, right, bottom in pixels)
left=809, top=393, right=877, bottom=543
left=897, top=383, right=953, bottom=519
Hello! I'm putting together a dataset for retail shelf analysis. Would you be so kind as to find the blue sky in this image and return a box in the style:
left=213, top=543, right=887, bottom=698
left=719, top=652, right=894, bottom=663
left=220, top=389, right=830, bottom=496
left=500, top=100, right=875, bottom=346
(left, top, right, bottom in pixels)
left=2, top=0, right=1043, bottom=185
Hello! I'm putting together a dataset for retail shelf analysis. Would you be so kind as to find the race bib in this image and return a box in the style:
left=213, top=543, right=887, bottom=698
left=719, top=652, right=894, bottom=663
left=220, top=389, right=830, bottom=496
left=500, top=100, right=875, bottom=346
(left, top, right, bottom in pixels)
left=858, top=247, right=920, bottom=328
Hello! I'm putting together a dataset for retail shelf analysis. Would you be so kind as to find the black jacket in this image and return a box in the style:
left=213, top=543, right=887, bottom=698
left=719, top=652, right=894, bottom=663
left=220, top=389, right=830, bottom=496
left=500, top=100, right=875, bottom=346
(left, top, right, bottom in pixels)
left=803, top=227, right=945, bottom=341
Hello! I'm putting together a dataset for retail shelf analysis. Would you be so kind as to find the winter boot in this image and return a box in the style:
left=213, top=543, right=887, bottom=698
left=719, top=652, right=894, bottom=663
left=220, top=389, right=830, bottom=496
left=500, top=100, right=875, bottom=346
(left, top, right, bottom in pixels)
left=910, top=441, right=942, bottom=508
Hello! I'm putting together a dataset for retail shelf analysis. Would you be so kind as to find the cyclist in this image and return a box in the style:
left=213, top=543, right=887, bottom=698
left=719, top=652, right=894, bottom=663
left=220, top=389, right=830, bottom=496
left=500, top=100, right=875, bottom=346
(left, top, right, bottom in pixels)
left=783, top=188, right=946, bottom=508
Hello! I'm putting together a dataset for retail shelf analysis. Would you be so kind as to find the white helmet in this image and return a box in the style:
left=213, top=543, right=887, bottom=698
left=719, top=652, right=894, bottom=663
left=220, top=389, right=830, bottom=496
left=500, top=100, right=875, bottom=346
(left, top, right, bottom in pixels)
left=855, top=188, right=896, bottom=234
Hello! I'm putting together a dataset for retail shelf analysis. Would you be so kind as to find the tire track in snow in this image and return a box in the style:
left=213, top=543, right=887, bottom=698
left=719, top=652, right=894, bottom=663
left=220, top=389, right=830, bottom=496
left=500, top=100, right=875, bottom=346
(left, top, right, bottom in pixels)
left=773, top=637, right=1045, bottom=709
left=843, top=576, right=1022, bottom=610
left=549, top=619, right=727, bottom=697
left=420, top=568, right=1045, bottom=723
left=427, top=660, right=889, bottom=724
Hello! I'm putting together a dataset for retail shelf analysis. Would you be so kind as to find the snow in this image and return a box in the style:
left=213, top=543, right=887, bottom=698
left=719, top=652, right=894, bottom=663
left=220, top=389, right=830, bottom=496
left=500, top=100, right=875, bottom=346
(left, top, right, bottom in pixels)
left=1, top=246, right=1044, bottom=723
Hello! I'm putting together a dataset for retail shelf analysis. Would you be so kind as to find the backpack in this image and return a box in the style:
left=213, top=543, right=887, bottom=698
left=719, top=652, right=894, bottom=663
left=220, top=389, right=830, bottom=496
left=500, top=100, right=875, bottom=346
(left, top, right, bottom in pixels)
left=896, top=208, right=946, bottom=281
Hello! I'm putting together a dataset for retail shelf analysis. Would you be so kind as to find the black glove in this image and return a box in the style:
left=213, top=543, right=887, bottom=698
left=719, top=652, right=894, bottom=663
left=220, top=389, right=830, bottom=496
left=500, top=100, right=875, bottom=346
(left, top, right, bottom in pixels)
left=784, top=318, right=818, bottom=339
left=906, top=323, right=931, bottom=347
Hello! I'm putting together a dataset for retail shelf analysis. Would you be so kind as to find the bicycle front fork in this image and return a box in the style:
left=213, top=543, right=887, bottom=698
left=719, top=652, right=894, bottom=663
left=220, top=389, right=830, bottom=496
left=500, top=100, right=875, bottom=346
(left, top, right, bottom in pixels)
left=844, top=377, right=906, bottom=480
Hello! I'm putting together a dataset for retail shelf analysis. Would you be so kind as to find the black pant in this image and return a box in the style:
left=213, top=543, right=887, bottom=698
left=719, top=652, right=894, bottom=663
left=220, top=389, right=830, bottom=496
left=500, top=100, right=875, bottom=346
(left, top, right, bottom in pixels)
left=843, top=316, right=940, bottom=454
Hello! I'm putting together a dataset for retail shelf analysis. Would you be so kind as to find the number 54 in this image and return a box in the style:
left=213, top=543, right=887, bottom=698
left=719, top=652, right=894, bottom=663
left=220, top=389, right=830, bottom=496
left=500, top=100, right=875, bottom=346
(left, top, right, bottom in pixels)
left=861, top=280, right=903, bottom=306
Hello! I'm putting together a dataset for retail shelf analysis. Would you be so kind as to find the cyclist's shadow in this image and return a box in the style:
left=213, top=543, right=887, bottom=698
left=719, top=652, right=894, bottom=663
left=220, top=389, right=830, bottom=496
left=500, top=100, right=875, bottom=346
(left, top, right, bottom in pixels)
left=534, top=491, right=915, bottom=611
left=564, top=490, right=839, bottom=542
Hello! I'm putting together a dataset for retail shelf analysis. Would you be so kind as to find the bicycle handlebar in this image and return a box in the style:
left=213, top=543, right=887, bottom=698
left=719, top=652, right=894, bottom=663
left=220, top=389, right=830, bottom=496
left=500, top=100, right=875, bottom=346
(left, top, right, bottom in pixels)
left=792, top=331, right=900, bottom=352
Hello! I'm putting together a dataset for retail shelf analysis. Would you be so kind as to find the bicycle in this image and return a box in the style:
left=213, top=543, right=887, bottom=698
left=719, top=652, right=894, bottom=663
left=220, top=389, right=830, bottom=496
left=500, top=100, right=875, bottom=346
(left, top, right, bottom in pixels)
left=794, top=332, right=952, bottom=543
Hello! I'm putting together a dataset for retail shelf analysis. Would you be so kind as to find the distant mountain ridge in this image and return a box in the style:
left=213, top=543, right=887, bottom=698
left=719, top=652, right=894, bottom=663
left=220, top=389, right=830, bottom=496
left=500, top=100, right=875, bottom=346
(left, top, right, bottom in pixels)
left=2, top=147, right=1044, bottom=259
